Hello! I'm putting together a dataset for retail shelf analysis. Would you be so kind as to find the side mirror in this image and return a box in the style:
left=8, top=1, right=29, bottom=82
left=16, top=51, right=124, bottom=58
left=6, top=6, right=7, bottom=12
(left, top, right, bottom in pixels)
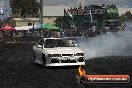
left=37, top=45, right=42, bottom=48
left=74, top=44, right=78, bottom=47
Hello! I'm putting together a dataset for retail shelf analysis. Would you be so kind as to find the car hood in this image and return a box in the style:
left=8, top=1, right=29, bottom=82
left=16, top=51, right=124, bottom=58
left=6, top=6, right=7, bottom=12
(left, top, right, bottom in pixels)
left=44, top=47, right=83, bottom=54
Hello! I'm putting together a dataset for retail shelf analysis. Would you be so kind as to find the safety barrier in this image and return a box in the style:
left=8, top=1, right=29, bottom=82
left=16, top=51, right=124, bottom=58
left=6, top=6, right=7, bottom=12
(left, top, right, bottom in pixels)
left=0, top=37, right=41, bottom=43
left=1, top=37, right=132, bottom=43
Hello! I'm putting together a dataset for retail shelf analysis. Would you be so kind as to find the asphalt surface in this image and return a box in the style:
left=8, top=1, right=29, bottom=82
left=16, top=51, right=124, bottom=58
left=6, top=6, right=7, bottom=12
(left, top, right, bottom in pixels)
left=0, top=42, right=132, bottom=88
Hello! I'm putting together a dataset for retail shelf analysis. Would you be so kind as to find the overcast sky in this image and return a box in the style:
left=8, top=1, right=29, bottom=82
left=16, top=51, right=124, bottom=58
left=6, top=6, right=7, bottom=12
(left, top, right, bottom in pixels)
left=0, top=0, right=131, bottom=7
left=37, top=0, right=132, bottom=7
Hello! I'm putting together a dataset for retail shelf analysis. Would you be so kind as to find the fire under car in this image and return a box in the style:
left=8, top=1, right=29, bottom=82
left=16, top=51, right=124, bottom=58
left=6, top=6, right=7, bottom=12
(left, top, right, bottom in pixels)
left=33, top=38, right=85, bottom=66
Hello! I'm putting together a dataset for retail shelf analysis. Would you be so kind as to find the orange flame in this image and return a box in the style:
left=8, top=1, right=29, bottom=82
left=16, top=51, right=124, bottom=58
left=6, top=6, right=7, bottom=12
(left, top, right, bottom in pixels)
left=78, top=66, right=86, bottom=76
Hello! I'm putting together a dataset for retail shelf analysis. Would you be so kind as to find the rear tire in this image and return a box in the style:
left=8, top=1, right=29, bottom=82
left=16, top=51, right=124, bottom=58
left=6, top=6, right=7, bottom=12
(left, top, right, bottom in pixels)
left=32, top=51, right=38, bottom=65
left=33, top=51, right=36, bottom=61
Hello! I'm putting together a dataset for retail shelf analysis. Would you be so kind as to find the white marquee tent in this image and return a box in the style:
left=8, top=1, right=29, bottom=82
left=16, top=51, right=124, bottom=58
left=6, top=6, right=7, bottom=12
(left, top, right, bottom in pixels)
left=15, top=25, right=37, bottom=31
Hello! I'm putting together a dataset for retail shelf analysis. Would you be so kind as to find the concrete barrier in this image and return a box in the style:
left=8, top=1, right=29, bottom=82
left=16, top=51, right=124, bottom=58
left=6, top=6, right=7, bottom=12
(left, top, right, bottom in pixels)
left=1, top=37, right=41, bottom=43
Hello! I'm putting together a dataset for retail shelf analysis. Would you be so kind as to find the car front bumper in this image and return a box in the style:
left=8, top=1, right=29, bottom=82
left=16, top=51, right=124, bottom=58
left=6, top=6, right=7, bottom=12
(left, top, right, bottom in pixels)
left=45, top=62, right=85, bottom=66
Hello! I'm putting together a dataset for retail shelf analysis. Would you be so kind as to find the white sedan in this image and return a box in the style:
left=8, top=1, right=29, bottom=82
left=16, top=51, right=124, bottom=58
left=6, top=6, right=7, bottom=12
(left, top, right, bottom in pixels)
left=33, top=38, right=85, bottom=66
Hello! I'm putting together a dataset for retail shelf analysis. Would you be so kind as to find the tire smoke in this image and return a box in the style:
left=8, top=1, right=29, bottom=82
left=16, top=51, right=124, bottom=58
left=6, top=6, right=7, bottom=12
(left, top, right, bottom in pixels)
left=77, top=22, right=132, bottom=59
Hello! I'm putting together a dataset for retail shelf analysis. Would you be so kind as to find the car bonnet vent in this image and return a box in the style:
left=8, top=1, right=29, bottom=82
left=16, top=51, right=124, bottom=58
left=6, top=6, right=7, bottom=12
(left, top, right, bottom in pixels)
left=62, top=54, right=73, bottom=56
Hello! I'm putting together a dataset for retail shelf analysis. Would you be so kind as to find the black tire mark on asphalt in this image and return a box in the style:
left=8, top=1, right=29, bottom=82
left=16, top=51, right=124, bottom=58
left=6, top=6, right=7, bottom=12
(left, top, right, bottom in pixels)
left=0, top=43, right=18, bottom=63
left=0, top=50, right=16, bottom=63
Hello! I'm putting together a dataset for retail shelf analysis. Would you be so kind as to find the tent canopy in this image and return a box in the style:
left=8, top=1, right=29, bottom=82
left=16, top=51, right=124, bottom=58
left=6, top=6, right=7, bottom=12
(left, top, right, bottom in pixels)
left=33, top=24, right=45, bottom=29
left=15, top=25, right=34, bottom=30
left=0, top=24, right=16, bottom=31
left=30, top=23, right=60, bottom=30
left=44, top=23, right=60, bottom=30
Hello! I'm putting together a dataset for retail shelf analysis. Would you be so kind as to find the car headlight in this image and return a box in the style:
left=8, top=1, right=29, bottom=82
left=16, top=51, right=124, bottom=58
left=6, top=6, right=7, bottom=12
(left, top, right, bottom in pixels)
left=48, top=54, right=61, bottom=57
left=74, top=53, right=84, bottom=56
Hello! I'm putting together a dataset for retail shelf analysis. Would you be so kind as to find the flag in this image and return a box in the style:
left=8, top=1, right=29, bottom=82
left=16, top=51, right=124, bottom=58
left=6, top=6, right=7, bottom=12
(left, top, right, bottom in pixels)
left=89, top=5, right=92, bottom=21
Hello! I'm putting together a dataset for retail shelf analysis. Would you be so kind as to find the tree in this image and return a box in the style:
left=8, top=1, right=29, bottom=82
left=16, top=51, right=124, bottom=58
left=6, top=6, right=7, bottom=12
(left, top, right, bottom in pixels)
left=119, top=11, right=132, bottom=22
left=120, top=14, right=127, bottom=22
left=55, top=17, right=64, bottom=28
left=10, top=0, right=40, bottom=18
left=125, top=11, right=132, bottom=21
left=55, top=16, right=72, bottom=29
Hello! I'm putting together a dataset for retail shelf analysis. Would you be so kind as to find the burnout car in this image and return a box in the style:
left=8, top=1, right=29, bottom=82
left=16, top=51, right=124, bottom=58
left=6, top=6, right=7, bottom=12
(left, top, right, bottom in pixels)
left=33, top=38, right=85, bottom=66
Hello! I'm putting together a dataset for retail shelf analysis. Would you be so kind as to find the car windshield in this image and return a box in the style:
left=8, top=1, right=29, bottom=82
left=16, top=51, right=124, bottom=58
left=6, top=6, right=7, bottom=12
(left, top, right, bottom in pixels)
left=44, top=39, right=74, bottom=48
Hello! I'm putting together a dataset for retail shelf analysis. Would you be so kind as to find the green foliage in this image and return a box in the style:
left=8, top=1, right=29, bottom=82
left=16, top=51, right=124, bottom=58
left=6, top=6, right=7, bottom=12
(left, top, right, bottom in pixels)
left=107, top=8, right=118, bottom=14
left=125, top=11, right=132, bottom=21
left=10, top=0, right=39, bottom=18
left=55, top=16, right=74, bottom=29
left=55, top=17, right=64, bottom=27
left=120, top=11, right=132, bottom=21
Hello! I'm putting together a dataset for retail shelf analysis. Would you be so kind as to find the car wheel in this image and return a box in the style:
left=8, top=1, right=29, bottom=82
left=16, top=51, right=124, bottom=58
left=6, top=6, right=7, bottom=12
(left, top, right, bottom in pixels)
left=42, top=53, right=46, bottom=66
left=33, top=51, right=36, bottom=61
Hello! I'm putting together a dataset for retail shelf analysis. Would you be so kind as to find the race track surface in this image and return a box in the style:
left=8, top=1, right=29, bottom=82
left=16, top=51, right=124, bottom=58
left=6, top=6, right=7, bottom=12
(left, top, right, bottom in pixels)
left=0, top=42, right=132, bottom=88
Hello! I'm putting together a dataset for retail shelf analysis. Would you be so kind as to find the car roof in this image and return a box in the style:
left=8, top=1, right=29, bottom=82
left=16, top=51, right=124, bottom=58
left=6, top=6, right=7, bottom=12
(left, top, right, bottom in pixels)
left=43, top=37, right=77, bottom=40
left=43, top=37, right=68, bottom=40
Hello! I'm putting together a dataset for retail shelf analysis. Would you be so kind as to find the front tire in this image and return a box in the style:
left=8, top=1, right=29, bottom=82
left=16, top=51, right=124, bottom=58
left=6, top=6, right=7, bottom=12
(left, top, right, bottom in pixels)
left=42, top=53, right=46, bottom=66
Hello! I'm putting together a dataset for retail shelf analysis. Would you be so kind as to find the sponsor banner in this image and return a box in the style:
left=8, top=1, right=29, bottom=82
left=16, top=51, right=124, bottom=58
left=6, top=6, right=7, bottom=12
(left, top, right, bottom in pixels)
left=82, top=75, right=130, bottom=83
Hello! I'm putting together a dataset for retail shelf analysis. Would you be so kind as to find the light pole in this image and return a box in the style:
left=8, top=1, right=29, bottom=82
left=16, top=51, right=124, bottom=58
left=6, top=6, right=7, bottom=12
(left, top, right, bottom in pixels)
left=40, top=0, right=43, bottom=29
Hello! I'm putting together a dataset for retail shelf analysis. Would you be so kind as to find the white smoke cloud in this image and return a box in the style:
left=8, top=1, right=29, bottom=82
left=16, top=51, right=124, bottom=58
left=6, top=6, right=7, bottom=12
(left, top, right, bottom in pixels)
left=77, top=22, right=132, bottom=59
